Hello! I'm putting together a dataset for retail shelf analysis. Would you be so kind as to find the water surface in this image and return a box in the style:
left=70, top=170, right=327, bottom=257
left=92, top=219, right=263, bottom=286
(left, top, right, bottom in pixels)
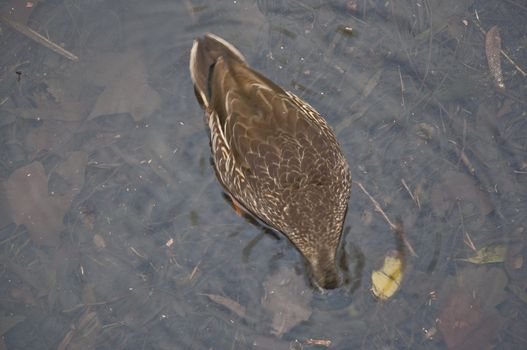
left=0, top=0, right=526, bottom=349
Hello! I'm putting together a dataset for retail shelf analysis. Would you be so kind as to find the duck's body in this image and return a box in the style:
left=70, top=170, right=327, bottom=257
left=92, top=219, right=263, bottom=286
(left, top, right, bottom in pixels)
left=189, top=34, right=351, bottom=289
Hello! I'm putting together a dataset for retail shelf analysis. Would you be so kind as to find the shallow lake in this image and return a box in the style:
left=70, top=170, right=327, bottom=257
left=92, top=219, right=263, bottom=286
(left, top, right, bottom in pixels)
left=0, top=0, right=526, bottom=349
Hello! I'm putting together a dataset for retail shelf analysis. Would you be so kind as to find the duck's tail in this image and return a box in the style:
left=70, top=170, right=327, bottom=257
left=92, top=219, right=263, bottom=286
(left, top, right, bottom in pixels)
left=189, top=33, right=246, bottom=108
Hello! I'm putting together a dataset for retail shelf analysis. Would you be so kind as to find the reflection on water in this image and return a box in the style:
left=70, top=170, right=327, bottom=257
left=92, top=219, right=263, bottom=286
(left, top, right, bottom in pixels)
left=0, top=0, right=526, bottom=349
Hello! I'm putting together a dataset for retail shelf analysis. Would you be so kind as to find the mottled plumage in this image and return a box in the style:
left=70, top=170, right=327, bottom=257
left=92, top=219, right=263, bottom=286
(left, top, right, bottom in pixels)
left=189, top=33, right=352, bottom=289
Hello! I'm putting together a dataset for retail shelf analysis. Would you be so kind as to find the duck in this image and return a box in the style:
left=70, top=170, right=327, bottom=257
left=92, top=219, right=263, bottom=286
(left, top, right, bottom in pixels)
left=189, top=33, right=352, bottom=289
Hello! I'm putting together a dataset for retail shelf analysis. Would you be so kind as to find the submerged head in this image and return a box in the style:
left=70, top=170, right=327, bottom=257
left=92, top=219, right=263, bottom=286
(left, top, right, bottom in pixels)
left=282, top=193, right=348, bottom=290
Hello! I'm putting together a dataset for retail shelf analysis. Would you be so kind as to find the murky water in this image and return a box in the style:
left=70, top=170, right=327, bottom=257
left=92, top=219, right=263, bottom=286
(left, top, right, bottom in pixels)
left=0, top=0, right=526, bottom=349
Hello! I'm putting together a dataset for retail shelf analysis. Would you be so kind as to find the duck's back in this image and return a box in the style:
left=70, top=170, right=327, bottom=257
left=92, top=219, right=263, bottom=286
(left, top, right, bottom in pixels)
left=190, top=34, right=352, bottom=289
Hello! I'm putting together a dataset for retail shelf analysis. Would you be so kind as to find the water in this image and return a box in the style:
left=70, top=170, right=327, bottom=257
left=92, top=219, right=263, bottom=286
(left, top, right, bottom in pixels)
left=0, top=0, right=526, bottom=349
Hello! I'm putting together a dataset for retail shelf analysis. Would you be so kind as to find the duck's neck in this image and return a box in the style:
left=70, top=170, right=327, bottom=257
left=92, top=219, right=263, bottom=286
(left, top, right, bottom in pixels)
left=310, top=248, right=340, bottom=289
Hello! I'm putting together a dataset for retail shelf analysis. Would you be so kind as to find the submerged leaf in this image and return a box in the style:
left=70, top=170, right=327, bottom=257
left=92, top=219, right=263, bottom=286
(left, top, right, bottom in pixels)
left=508, top=284, right=527, bottom=304
left=54, top=151, right=88, bottom=191
left=57, top=310, right=101, bottom=350
left=457, top=267, right=507, bottom=311
left=262, top=266, right=312, bottom=336
left=430, top=170, right=493, bottom=218
left=204, top=293, right=246, bottom=318
left=87, top=51, right=161, bottom=122
left=252, top=335, right=293, bottom=350
left=485, top=26, right=505, bottom=90
left=6, top=162, right=72, bottom=246
left=460, top=245, right=506, bottom=264
left=361, top=69, right=383, bottom=100
left=371, top=253, right=404, bottom=300
left=437, top=267, right=507, bottom=349
left=438, top=288, right=503, bottom=350
left=0, top=313, right=25, bottom=336
left=25, top=120, right=79, bottom=155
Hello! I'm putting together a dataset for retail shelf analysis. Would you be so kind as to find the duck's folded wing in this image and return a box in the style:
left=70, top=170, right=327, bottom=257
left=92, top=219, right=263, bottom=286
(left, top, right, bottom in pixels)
left=210, top=58, right=340, bottom=185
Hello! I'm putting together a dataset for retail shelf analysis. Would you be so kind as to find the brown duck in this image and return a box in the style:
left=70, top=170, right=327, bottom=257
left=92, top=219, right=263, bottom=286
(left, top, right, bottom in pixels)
left=189, top=33, right=352, bottom=289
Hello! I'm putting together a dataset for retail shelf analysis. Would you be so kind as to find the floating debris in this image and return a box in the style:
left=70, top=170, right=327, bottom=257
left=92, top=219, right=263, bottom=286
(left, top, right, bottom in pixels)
left=371, top=253, right=404, bottom=300
left=336, top=25, right=354, bottom=37
left=460, top=245, right=507, bottom=265
left=305, top=338, right=332, bottom=347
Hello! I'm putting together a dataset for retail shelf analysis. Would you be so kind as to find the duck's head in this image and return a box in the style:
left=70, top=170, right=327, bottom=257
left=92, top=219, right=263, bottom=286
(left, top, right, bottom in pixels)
left=280, top=181, right=350, bottom=290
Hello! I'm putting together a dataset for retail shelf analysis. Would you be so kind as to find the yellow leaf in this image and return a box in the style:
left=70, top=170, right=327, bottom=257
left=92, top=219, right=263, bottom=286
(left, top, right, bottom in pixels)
left=371, top=255, right=403, bottom=300
left=460, top=245, right=506, bottom=264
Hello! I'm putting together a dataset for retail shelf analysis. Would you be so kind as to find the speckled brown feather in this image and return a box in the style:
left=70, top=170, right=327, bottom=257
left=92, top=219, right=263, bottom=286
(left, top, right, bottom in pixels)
left=190, top=33, right=352, bottom=289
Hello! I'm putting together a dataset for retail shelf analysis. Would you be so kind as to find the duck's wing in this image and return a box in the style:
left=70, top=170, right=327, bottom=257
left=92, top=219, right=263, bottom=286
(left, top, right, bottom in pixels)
left=190, top=33, right=342, bottom=175
left=211, top=57, right=343, bottom=182
left=190, top=33, right=349, bottom=219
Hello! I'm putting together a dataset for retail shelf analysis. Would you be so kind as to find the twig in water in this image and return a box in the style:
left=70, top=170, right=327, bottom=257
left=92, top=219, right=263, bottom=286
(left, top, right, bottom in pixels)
left=500, top=49, right=527, bottom=77
left=398, top=65, right=405, bottom=107
left=356, top=181, right=417, bottom=257
left=459, top=149, right=476, bottom=176
left=1, top=15, right=79, bottom=62
left=458, top=201, right=477, bottom=252
left=401, top=178, right=420, bottom=209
